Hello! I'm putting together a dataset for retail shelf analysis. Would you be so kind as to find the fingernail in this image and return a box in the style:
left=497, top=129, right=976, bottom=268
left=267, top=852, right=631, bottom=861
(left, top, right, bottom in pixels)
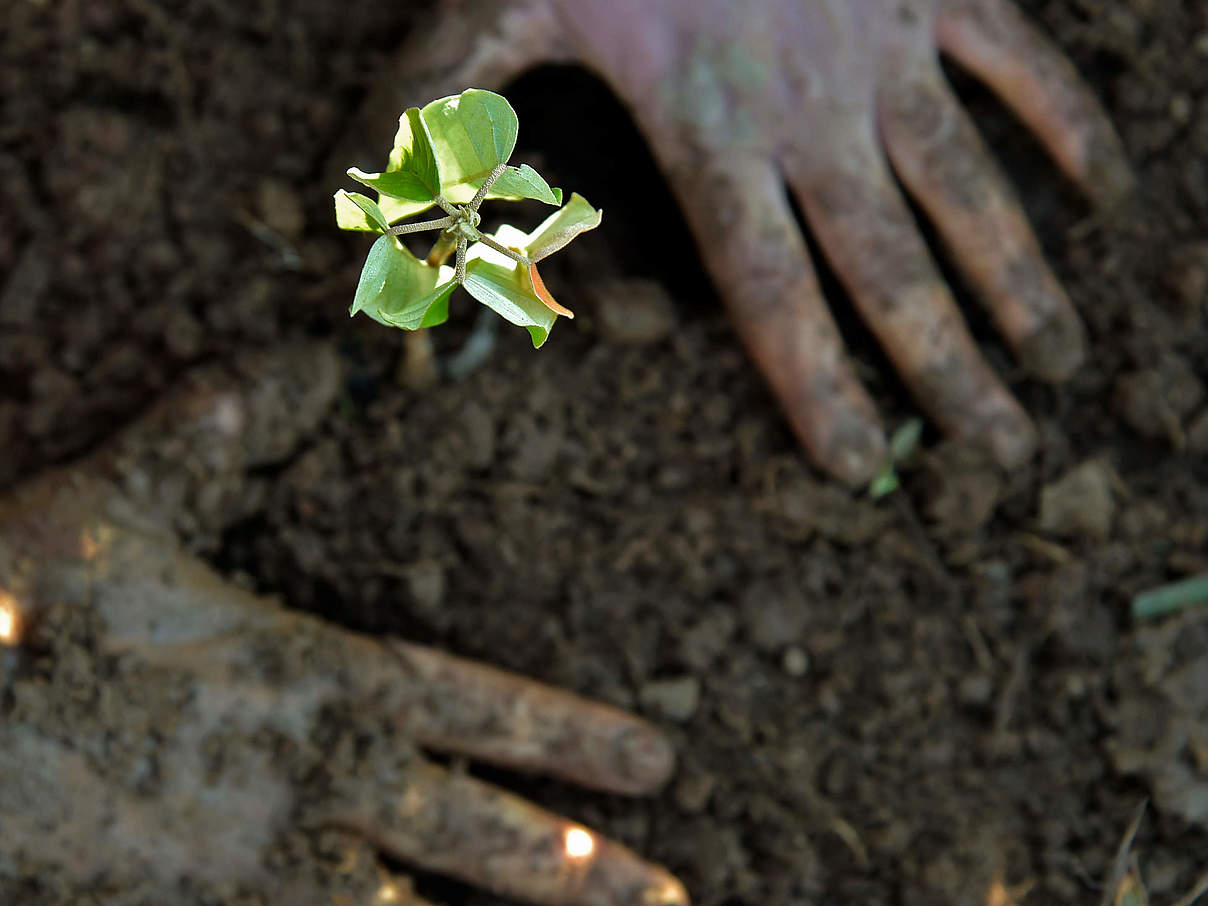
left=826, top=417, right=886, bottom=487
left=1018, top=306, right=1086, bottom=383
left=1084, top=134, right=1136, bottom=211
left=617, top=726, right=676, bottom=793
left=985, top=409, right=1037, bottom=471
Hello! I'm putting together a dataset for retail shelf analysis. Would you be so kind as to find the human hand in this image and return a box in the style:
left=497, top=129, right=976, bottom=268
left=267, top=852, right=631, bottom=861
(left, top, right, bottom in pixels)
left=383, top=0, right=1132, bottom=484
left=0, top=346, right=686, bottom=906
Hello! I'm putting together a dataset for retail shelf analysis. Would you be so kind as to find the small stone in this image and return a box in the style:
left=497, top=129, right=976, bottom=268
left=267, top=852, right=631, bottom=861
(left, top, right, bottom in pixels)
left=1188, top=409, right=1208, bottom=454
left=741, top=578, right=807, bottom=652
left=402, top=561, right=444, bottom=613
left=592, top=278, right=678, bottom=345
left=781, top=646, right=809, bottom=677
left=257, top=178, right=306, bottom=239
left=673, top=772, right=716, bottom=814
left=1114, top=354, right=1205, bottom=441
left=639, top=676, right=701, bottom=722
left=1170, top=94, right=1193, bottom=124
left=1038, top=459, right=1116, bottom=540
left=920, top=441, right=1002, bottom=533
left=679, top=607, right=736, bottom=672
left=957, top=673, right=994, bottom=708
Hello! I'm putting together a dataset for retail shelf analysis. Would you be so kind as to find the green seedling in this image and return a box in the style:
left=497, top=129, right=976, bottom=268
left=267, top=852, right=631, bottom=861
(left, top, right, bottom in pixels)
left=334, top=88, right=602, bottom=347
left=1131, top=571, right=1208, bottom=621
left=868, top=417, right=924, bottom=499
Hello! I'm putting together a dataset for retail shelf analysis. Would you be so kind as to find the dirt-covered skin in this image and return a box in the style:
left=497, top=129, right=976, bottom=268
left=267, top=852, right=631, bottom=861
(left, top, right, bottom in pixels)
left=2, top=1, right=1207, bottom=905
left=0, top=348, right=685, bottom=906
left=373, top=0, right=1132, bottom=485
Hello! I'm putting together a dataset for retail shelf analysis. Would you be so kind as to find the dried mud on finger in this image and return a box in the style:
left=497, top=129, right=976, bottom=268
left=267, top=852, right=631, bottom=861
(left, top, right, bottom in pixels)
left=2, top=1, right=1207, bottom=904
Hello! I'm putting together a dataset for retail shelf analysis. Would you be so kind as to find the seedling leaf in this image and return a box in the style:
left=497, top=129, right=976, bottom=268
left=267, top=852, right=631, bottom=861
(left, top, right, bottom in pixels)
left=488, top=164, right=562, bottom=206
left=347, top=167, right=436, bottom=205
left=375, top=106, right=443, bottom=223
left=528, top=262, right=574, bottom=318
left=524, top=193, right=604, bottom=262
left=351, top=235, right=456, bottom=330
left=463, top=225, right=560, bottom=347
left=889, top=417, right=924, bottom=462
left=334, top=189, right=389, bottom=233
left=421, top=89, right=519, bottom=203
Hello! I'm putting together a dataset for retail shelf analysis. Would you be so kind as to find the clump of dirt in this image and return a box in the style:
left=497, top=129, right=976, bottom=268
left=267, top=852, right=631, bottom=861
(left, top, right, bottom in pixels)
left=2, top=0, right=1207, bottom=904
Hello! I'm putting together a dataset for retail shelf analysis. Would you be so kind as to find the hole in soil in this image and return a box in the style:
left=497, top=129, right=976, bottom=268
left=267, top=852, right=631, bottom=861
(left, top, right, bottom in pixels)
left=503, top=65, right=716, bottom=304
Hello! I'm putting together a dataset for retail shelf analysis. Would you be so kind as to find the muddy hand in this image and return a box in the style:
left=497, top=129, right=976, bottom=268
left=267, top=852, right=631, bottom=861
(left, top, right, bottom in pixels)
left=0, top=345, right=686, bottom=906
left=385, top=0, right=1132, bottom=484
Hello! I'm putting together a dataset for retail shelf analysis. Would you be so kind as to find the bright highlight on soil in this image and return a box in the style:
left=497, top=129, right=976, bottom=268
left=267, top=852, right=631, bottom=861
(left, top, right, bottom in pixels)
left=564, top=826, right=595, bottom=859
left=0, top=592, right=19, bottom=646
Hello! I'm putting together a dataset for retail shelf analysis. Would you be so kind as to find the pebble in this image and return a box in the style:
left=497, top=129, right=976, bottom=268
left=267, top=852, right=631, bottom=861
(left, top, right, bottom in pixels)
left=257, top=178, right=306, bottom=239
left=1037, top=459, right=1116, bottom=540
left=639, top=676, right=701, bottom=722
left=592, top=278, right=678, bottom=345
left=1113, top=354, right=1204, bottom=441
left=1187, top=409, right=1208, bottom=453
left=673, top=772, right=716, bottom=814
left=781, top=646, right=810, bottom=677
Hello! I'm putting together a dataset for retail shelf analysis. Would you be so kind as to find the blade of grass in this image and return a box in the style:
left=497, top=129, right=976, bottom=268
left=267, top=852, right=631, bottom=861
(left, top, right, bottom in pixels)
left=1131, top=573, right=1208, bottom=621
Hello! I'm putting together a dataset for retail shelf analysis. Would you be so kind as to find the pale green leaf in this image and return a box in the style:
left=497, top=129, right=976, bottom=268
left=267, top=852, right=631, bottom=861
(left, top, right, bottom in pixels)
left=463, top=227, right=557, bottom=347
left=372, top=106, right=442, bottom=222
left=421, top=89, right=518, bottom=203
left=486, top=164, right=562, bottom=205
left=523, top=193, right=603, bottom=262
left=868, top=468, right=899, bottom=499
left=346, top=167, right=434, bottom=205
left=351, top=235, right=456, bottom=330
left=888, top=417, right=924, bottom=462
left=334, top=189, right=389, bottom=233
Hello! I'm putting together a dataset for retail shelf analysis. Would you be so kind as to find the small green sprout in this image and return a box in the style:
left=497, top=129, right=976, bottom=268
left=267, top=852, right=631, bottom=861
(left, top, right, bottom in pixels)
left=334, top=89, right=602, bottom=347
left=868, top=417, right=924, bottom=499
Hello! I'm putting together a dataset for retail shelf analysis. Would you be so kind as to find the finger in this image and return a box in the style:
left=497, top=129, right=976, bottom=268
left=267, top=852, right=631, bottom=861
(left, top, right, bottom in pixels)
left=937, top=0, right=1134, bottom=209
left=662, top=154, right=886, bottom=485
left=338, top=757, right=689, bottom=906
left=878, top=63, right=1086, bottom=381
left=386, top=640, right=675, bottom=797
left=789, top=142, right=1037, bottom=469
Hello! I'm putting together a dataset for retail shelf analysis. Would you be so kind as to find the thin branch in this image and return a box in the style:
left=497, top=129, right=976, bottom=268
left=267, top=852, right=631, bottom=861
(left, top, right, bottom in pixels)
left=469, top=162, right=508, bottom=210
left=386, top=215, right=454, bottom=237
left=455, top=234, right=467, bottom=285
left=425, top=233, right=458, bottom=268
left=474, top=232, right=530, bottom=267
left=432, top=194, right=459, bottom=217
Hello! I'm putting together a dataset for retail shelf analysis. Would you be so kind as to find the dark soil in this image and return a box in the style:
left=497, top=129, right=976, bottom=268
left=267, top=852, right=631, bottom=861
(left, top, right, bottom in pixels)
left=3, top=1, right=1207, bottom=904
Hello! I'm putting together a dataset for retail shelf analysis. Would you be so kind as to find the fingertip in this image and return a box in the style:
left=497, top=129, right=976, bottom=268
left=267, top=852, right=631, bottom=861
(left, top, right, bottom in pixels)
left=615, top=725, right=676, bottom=794
left=1016, top=305, right=1086, bottom=383
left=819, top=413, right=887, bottom=488
left=1082, top=134, right=1137, bottom=211
left=981, top=406, right=1037, bottom=471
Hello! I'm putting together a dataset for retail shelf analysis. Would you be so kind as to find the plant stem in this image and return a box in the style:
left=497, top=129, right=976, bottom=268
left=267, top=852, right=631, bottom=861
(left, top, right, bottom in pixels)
left=386, top=215, right=454, bottom=237
left=469, top=162, right=507, bottom=210
left=475, top=232, right=530, bottom=267
left=425, top=233, right=458, bottom=268
left=455, top=235, right=467, bottom=284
